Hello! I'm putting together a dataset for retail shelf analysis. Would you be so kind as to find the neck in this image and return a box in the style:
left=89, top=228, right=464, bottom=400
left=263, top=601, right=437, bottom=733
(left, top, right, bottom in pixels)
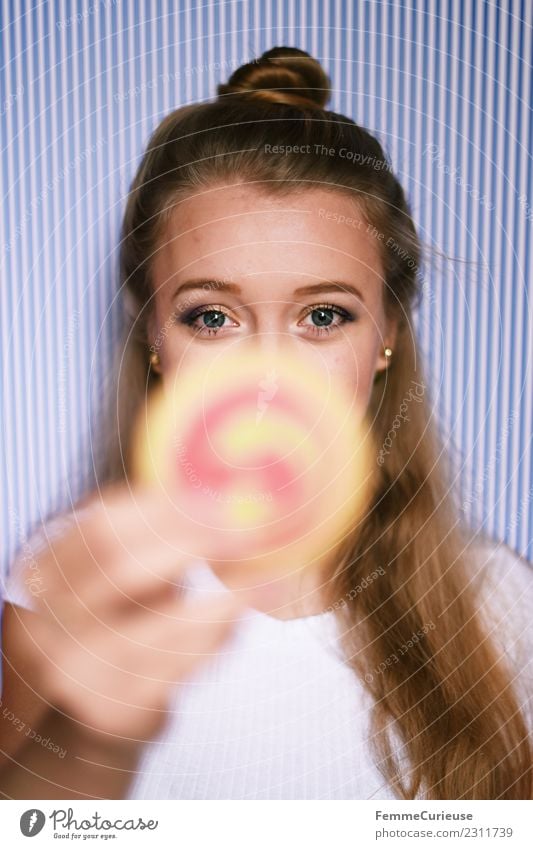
left=208, top=560, right=328, bottom=620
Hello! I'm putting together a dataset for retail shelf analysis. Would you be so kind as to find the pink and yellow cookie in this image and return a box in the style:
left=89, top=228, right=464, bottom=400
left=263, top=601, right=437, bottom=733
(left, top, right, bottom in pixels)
left=132, top=341, right=373, bottom=575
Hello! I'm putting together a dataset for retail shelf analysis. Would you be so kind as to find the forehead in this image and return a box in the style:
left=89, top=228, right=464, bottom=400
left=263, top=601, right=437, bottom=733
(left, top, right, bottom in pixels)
left=152, top=184, right=384, bottom=292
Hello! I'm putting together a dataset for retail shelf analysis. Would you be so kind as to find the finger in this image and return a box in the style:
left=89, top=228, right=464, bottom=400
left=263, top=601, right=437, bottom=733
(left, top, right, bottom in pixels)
left=85, top=592, right=245, bottom=676
left=28, top=595, right=245, bottom=738
left=89, top=482, right=251, bottom=564
left=27, top=591, right=245, bottom=689
left=28, top=505, right=199, bottom=612
left=33, top=539, right=193, bottom=620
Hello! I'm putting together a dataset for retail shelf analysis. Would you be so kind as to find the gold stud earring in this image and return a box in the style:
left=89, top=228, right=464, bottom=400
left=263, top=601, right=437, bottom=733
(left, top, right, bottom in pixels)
left=373, top=347, right=393, bottom=385
left=149, top=351, right=160, bottom=370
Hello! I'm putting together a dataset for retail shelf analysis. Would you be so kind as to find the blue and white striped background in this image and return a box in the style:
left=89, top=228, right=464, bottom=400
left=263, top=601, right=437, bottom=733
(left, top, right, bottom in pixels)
left=1, top=0, right=532, bottom=580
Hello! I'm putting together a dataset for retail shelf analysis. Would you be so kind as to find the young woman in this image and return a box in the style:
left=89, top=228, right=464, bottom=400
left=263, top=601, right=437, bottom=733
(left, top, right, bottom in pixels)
left=1, top=46, right=532, bottom=801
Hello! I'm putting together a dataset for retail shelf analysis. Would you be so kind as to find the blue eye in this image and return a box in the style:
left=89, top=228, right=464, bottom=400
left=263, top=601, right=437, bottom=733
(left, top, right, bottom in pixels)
left=178, top=302, right=355, bottom=339
left=200, top=310, right=226, bottom=328
left=181, top=306, right=237, bottom=336
left=310, top=307, right=335, bottom=326
left=299, top=303, right=354, bottom=336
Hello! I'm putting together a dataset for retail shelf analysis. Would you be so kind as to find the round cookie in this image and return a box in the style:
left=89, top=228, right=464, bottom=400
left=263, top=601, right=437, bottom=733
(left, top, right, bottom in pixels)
left=132, top=343, right=373, bottom=574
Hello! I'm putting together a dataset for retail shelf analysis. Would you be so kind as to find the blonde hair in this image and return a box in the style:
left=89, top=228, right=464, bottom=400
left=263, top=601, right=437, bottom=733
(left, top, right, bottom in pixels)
left=98, top=46, right=532, bottom=799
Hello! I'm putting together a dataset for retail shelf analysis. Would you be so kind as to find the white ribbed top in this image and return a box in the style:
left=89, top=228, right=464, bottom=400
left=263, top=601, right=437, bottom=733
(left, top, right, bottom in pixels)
left=2, top=516, right=532, bottom=800
left=127, top=558, right=396, bottom=800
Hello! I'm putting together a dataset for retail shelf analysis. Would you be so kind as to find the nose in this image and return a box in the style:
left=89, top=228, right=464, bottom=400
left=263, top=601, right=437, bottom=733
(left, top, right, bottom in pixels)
left=249, top=330, right=303, bottom=363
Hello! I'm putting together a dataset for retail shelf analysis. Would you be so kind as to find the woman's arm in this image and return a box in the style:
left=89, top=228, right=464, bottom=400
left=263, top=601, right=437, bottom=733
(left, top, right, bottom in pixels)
left=0, top=602, right=141, bottom=799
left=0, top=603, right=49, bottom=771
left=0, top=483, right=248, bottom=800
left=0, top=708, right=142, bottom=799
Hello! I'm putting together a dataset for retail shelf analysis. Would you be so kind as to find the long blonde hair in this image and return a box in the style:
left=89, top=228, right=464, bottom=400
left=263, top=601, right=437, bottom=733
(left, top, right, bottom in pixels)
left=98, top=46, right=532, bottom=799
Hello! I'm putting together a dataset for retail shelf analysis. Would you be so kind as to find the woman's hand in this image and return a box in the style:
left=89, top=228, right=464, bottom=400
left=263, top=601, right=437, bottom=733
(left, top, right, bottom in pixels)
left=15, top=482, right=247, bottom=749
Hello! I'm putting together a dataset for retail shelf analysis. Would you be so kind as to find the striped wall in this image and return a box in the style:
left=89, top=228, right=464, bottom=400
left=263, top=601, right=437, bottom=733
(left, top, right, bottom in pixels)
left=1, top=0, right=532, bottom=582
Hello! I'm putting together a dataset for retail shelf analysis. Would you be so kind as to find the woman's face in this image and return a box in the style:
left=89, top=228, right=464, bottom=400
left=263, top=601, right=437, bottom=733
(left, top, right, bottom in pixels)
left=149, top=183, right=397, bottom=410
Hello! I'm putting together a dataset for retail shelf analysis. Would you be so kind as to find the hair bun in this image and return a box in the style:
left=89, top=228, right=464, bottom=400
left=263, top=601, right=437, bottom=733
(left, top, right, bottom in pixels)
left=217, top=46, right=331, bottom=109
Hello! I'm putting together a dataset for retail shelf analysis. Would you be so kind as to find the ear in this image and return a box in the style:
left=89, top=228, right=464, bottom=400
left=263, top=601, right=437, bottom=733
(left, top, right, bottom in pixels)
left=374, top=316, right=399, bottom=379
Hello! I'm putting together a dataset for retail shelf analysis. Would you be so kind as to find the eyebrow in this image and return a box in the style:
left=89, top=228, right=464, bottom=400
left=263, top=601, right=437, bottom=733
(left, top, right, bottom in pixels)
left=294, top=282, right=365, bottom=302
left=172, top=278, right=365, bottom=303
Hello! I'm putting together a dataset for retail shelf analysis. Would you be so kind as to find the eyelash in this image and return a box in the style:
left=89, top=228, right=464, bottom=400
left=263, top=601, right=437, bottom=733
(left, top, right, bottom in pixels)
left=178, top=303, right=356, bottom=337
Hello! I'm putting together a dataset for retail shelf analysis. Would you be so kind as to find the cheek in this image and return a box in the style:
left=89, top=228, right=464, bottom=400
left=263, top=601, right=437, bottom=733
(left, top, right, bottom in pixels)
left=159, top=333, right=236, bottom=381
left=326, top=344, right=377, bottom=404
